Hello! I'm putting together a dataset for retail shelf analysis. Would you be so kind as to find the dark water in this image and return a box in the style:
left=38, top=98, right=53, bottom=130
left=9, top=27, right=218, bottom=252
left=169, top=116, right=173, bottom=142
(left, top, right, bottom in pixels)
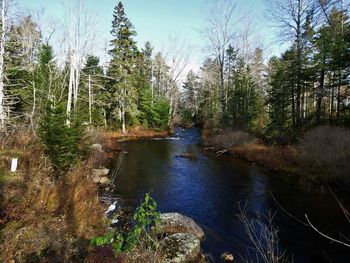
left=113, top=128, right=350, bottom=262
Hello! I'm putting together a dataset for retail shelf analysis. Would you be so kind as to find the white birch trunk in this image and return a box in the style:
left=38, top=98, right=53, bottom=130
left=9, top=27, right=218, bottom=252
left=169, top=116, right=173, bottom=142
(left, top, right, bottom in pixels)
left=73, top=64, right=80, bottom=107
left=0, top=0, right=7, bottom=129
left=121, top=88, right=126, bottom=134
left=67, top=55, right=75, bottom=126
left=168, top=94, right=173, bottom=125
left=121, top=107, right=126, bottom=134
left=151, top=61, right=154, bottom=106
left=30, top=81, right=36, bottom=130
left=88, top=74, right=92, bottom=124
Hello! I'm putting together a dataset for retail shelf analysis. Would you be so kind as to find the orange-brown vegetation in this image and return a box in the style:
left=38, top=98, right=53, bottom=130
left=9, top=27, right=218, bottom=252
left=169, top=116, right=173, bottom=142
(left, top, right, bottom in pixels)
left=0, top=129, right=106, bottom=262
left=205, top=126, right=350, bottom=181
left=102, top=126, right=169, bottom=143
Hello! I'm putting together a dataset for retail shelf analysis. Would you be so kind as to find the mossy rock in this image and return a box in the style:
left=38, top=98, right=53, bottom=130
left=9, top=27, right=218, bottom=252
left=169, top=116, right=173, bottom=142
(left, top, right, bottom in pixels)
left=161, top=233, right=201, bottom=263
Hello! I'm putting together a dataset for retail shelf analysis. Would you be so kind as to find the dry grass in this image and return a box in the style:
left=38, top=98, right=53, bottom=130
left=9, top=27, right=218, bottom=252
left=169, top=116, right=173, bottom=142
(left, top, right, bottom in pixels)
left=103, top=126, right=168, bottom=142
left=232, top=144, right=298, bottom=172
left=207, top=129, right=256, bottom=149
left=206, top=126, right=350, bottom=181
left=0, top=130, right=106, bottom=262
left=297, top=126, right=350, bottom=180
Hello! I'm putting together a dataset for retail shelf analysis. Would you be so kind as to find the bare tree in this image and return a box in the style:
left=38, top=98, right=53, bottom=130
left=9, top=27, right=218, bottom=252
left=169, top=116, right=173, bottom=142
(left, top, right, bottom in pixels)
left=165, top=37, right=192, bottom=123
left=268, top=0, right=315, bottom=126
left=61, top=0, right=97, bottom=125
left=201, top=0, right=239, bottom=111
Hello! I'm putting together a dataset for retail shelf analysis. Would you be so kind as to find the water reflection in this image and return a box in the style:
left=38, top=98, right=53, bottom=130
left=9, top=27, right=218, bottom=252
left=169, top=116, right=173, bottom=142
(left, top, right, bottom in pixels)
left=114, top=128, right=350, bottom=263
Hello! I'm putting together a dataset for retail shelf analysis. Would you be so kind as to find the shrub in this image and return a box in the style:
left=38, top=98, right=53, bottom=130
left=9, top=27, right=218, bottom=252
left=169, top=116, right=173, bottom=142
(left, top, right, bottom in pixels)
left=90, top=193, right=160, bottom=256
left=39, top=104, right=84, bottom=176
left=208, top=129, right=256, bottom=149
left=298, top=125, right=350, bottom=180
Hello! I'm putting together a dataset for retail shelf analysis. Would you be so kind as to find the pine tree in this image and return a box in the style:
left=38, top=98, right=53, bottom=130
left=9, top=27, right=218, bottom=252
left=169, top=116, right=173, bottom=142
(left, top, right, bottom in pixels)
left=107, top=1, right=139, bottom=133
left=182, top=70, right=200, bottom=120
left=266, top=54, right=294, bottom=141
left=39, top=103, right=84, bottom=177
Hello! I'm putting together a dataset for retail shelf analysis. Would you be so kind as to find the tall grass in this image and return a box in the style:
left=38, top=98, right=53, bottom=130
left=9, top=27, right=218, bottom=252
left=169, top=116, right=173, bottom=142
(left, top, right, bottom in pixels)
left=298, top=126, right=350, bottom=180
left=206, top=126, right=350, bottom=181
left=0, top=129, right=105, bottom=262
left=208, top=129, right=256, bottom=149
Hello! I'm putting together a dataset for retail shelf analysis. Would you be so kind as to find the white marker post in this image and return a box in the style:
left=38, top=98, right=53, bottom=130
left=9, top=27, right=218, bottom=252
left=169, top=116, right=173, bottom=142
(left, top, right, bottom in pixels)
left=10, top=158, right=18, bottom=172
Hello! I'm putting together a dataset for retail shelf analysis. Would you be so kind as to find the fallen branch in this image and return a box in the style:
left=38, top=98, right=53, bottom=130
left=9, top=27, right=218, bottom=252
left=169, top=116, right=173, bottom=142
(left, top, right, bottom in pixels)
left=216, top=149, right=229, bottom=156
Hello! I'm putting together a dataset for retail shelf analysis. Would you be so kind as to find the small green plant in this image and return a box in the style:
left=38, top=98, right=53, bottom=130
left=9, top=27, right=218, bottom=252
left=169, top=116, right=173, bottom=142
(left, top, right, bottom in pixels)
left=91, top=193, right=160, bottom=256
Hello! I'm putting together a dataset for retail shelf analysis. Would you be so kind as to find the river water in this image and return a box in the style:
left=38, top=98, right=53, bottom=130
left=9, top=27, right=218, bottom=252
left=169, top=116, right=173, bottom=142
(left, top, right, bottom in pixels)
left=113, top=128, right=350, bottom=262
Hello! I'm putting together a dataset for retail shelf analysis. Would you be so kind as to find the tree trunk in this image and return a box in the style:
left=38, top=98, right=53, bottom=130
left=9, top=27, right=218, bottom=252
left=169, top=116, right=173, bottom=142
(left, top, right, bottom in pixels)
left=336, top=69, right=341, bottom=122
left=0, top=0, right=6, bottom=129
left=66, top=58, right=75, bottom=126
left=121, top=106, right=126, bottom=134
left=316, top=65, right=325, bottom=122
left=88, top=74, right=92, bottom=124
left=31, top=81, right=36, bottom=131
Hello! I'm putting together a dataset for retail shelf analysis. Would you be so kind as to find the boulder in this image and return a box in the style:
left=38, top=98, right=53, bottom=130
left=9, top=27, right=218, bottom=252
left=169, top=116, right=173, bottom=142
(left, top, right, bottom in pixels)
left=99, top=177, right=111, bottom=186
left=93, top=168, right=109, bottom=178
left=161, top=233, right=201, bottom=263
left=221, top=252, right=234, bottom=262
left=91, top=143, right=103, bottom=152
left=156, top=213, right=205, bottom=240
left=92, top=176, right=101, bottom=184
left=105, top=201, right=118, bottom=215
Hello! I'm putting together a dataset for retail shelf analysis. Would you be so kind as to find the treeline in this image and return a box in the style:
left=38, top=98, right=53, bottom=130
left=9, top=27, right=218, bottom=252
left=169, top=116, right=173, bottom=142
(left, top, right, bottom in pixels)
left=0, top=1, right=178, bottom=134
left=181, top=0, right=350, bottom=142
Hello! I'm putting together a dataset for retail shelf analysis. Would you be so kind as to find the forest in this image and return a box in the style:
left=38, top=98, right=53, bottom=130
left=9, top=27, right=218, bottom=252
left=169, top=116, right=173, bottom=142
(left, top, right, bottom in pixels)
left=0, top=0, right=350, bottom=262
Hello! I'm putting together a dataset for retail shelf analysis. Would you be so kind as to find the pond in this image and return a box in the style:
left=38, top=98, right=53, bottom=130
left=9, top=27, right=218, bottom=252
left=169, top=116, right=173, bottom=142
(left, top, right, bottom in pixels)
left=112, top=127, right=350, bottom=262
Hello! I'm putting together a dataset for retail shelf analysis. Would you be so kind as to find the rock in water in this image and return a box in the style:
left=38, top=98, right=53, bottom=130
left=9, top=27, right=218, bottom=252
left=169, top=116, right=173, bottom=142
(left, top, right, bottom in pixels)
left=92, top=176, right=100, bottom=184
left=221, top=252, right=234, bottom=262
left=161, top=233, right=201, bottom=263
left=176, top=153, right=197, bottom=160
left=105, top=201, right=118, bottom=215
left=99, top=177, right=111, bottom=186
left=156, top=213, right=205, bottom=240
left=93, top=168, right=109, bottom=178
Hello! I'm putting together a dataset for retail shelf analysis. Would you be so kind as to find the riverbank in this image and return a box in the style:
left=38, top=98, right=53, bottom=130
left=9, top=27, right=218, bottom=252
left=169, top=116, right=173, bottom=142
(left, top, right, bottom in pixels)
left=1, top=126, right=208, bottom=262
left=203, top=126, right=350, bottom=187
left=0, top=131, right=106, bottom=262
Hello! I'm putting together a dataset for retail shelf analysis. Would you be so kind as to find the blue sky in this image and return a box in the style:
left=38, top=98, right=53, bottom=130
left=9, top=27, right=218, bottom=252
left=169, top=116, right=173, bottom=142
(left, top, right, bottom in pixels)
left=17, top=0, right=282, bottom=70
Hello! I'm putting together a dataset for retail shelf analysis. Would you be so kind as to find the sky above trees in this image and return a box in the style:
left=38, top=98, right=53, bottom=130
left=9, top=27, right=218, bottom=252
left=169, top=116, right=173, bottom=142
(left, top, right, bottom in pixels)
left=17, top=0, right=283, bottom=71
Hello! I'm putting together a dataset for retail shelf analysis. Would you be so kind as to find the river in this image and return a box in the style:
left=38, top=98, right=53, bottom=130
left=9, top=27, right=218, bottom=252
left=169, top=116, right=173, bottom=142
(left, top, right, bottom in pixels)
left=112, top=127, right=350, bottom=262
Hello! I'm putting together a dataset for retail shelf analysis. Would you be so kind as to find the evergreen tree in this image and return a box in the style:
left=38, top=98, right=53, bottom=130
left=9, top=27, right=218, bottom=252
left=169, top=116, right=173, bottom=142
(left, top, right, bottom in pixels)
left=182, top=70, right=200, bottom=120
left=80, top=55, right=105, bottom=125
left=39, top=103, right=84, bottom=176
left=107, top=1, right=139, bottom=132
left=266, top=53, right=294, bottom=141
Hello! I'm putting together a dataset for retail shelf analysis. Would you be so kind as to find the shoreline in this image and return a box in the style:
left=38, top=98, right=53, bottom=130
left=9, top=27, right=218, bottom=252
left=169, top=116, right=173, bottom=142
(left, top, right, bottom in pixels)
left=201, top=127, right=350, bottom=191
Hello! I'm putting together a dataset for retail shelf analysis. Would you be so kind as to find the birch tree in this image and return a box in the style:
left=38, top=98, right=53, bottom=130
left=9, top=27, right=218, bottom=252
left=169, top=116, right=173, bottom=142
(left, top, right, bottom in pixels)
left=0, top=0, right=8, bottom=130
left=62, top=0, right=96, bottom=124
left=201, top=0, right=238, bottom=111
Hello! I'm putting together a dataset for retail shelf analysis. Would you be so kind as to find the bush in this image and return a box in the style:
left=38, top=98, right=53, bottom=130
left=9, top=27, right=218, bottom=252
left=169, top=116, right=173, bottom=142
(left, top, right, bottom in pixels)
left=39, top=104, right=84, bottom=175
left=209, top=129, right=256, bottom=149
left=90, top=193, right=160, bottom=256
left=298, top=126, right=350, bottom=180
